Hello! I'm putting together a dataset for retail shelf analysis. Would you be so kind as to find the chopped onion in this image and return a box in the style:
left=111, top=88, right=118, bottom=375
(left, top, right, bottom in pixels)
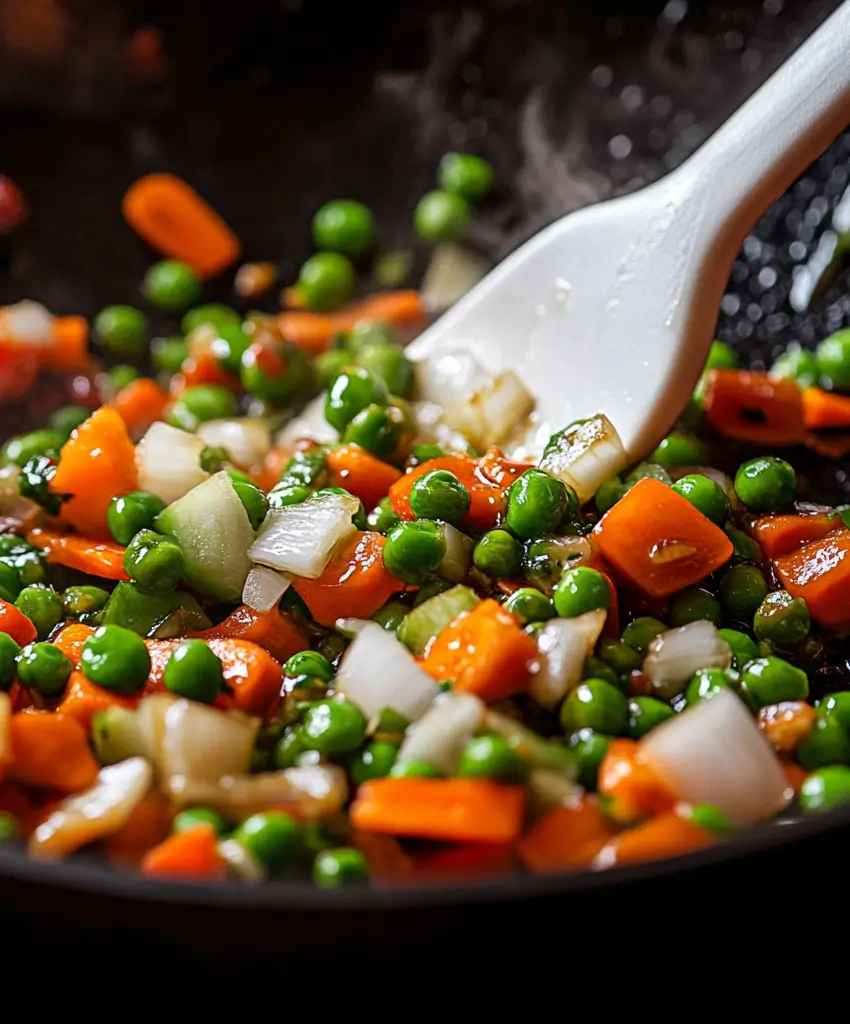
left=334, top=621, right=438, bottom=722
left=439, top=523, right=473, bottom=583
left=413, top=348, right=494, bottom=409
left=443, top=370, right=536, bottom=452
left=197, top=418, right=271, bottom=469
left=275, top=393, right=338, bottom=449
left=530, top=611, right=608, bottom=708
left=136, top=422, right=208, bottom=505
left=0, top=300, right=54, bottom=347
left=0, top=692, right=11, bottom=766
left=396, top=692, right=484, bottom=774
left=538, top=413, right=628, bottom=505
left=29, top=757, right=153, bottom=860
left=643, top=621, right=732, bottom=699
left=640, top=688, right=791, bottom=826
left=249, top=491, right=359, bottom=579
left=484, top=708, right=578, bottom=776
left=135, top=693, right=175, bottom=774
left=408, top=400, right=470, bottom=453
left=218, top=838, right=267, bottom=882
left=421, top=242, right=491, bottom=314
left=243, top=565, right=292, bottom=612
left=0, top=464, right=37, bottom=530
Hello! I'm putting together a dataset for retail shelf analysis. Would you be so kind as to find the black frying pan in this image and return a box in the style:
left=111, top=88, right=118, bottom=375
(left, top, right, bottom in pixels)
left=1, top=0, right=849, bottom=982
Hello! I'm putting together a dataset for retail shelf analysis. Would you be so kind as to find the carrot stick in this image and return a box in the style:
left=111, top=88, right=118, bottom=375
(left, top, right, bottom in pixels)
left=702, top=369, right=805, bottom=445
left=109, top=376, right=170, bottom=439
left=516, top=797, right=616, bottom=874
left=801, top=386, right=850, bottom=431
left=140, top=823, right=227, bottom=881
left=596, top=810, right=714, bottom=867
left=277, top=290, right=425, bottom=354
left=9, top=713, right=99, bottom=793
left=747, top=511, right=840, bottom=560
left=774, top=527, right=850, bottom=629
left=326, top=445, right=402, bottom=510
left=105, top=792, right=174, bottom=867
left=51, top=623, right=95, bottom=667
left=122, top=173, right=241, bottom=278
left=420, top=598, right=537, bottom=702
left=390, top=453, right=506, bottom=532
left=39, top=315, right=90, bottom=372
left=27, top=528, right=129, bottom=580
left=190, top=605, right=307, bottom=666
left=293, top=531, right=406, bottom=628
left=350, top=778, right=526, bottom=843
left=50, top=406, right=138, bottom=539
left=0, top=599, right=37, bottom=646
left=56, top=671, right=139, bottom=730
left=593, top=477, right=733, bottom=598
left=597, top=738, right=676, bottom=824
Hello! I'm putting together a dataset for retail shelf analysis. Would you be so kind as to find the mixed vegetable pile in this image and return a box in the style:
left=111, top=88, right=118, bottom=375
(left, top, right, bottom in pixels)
left=3, top=154, right=850, bottom=890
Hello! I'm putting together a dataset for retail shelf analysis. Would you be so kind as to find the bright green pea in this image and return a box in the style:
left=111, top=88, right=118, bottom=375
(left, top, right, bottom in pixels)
left=374, top=249, right=413, bottom=288
left=734, top=457, right=796, bottom=513
left=49, top=405, right=90, bottom=441
left=624, top=462, right=672, bottom=490
left=62, top=585, right=109, bottom=619
left=0, top=812, right=19, bottom=842
left=718, top=628, right=759, bottom=669
left=0, top=633, right=20, bottom=690
left=297, top=252, right=356, bottom=312
left=240, top=340, right=317, bottom=404
left=597, top=637, right=642, bottom=675
left=80, top=625, right=151, bottom=693
left=315, top=348, right=353, bottom=388
left=568, top=728, right=611, bottom=790
left=312, top=200, right=374, bottom=255
left=367, top=497, right=401, bottom=534
left=1, top=429, right=63, bottom=468
left=753, top=591, right=810, bottom=647
left=628, top=696, right=674, bottom=739
left=621, top=617, right=667, bottom=652
left=595, top=476, right=626, bottom=515
left=107, top=491, right=166, bottom=547
left=409, top=470, right=470, bottom=526
left=685, top=668, right=738, bottom=706
left=816, top=692, right=850, bottom=732
left=651, top=433, right=710, bottom=467
left=389, top=760, right=440, bottom=778
left=355, top=342, right=413, bottom=398
left=142, top=259, right=202, bottom=311
left=235, top=811, right=300, bottom=869
left=383, top=520, right=446, bottom=585
left=301, top=699, right=366, bottom=756
left=680, top=803, right=736, bottom=835
left=123, top=530, right=184, bottom=594
left=343, top=403, right=408, bottom=461
left=471, top=529, right=522, bottom=579
left=739, top=656, right=808, bottom=707
left=506, top=469, right=567, bottom=539
left=15, top=585, right=62, bottom=640
left=668, top=587, right=721, bottom=628
left=770, top=345, right=819, bottom=388
left=798, top=716, right=850, bottom=770
left=671, top=474, right=729, bottom=525
left=210, top=323, right=251, bottom=375
left=560, top=679, right=628, bottom=735
left=582, top=655, right=620, bottom=689
left=200, top=446, right=231, bottom=475
left=108, top=365, right=139, bottom=395
left=438, top=152, right=495, bottom=201
left=325, top=367, right=388, bottom=433
left=312, top=847, right=369, bottom=888
left=553, top=566, right=611, bottom=619
left=231, top=480, right=269, bottom=530
left=93, top=305, right=147, bottom=357
left=414, top=190, right=470, bottom=243
left=815, top=328, right=850, bottom=388
left=502, top=587, right=555, bottom=625
left=163, top=639, right=224, bottom=703
left=16, top=642, right=72, bottom=697
left=457, top=734, right=526, bottom=782
left=1, top=549, right=47, bottom=587
left=169, top=384, right=237, bottom=431
left=284, top=650, right=334, bottom=683
left=173, top=807, right=230, bottom=835
left=799, top=765, right=850, bottom=812
left=725, top=524, right=763, bottom=565
left=350, top=740, right=398, bottom=785
left=718, top=564, right=768, bottom=622
left=371, top=601, right=408, bottom=633
left=182, top=304, right=241, bottom=335
left=151, top=335, right=189, bottom=374
left=268, top=484, right=313, bottom=510
left=273, top=726, right=307, bottom=769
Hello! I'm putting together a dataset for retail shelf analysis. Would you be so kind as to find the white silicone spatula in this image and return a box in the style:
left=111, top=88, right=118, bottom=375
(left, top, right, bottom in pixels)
left=406, top=2, right=850, bottom=461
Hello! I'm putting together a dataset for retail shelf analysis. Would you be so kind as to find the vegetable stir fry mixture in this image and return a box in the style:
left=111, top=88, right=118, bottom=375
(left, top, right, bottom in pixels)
left=3, top=160, right=850, bottom=890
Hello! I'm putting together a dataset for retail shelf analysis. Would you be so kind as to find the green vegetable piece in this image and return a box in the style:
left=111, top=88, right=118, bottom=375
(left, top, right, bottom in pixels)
left=210, top=323, right=251, bottom=375
left=397, top=584, right=478, bottom=655
left=347, top=320, right=395, bottom=350
left=770, top=345, right=819, bottom=388
left=383, top=520, right=446, bottom=585
left=389, top=760, right=440, bottom=778
left=279, top=448, right=329, bottom=489
left=624, top=462, right=672, bottom=490
left=269, top=483, right=313, bottom=510
left=163, top=639, right=224, bottom=703
left=413, top=577, right=454, bottom=606
left=355, top=342, right=413, bottom=398
left=151, top=335, right=189, bottom=375
left=49, top=405, right=90, bottom=440
left=231, top=480, right=269, bottom=530
left=410, top=469, right=471, bottom=526
left=0, top=811, right=19, bottom=842
left=312, top=847, right=369, bottom=888
left=438, top=152, right=495, bottom=201
left=235, top=811, right=300, bottom=868
left=725, top=524, right=763, bottom=565
left=181, top=304, right=240, bottom=335
left=2, top=429, right=63, bottom=468
left=651, top=433, right=710, bottom=467
left=597, top=637, right=642, bottom=675
left=718, top=628, right=759, bottom=669
left=16, top=642, right=72, bottom=697
left=240, top=339, right=317, bottom=404
left=798, top=716, right=850, bottom=770
left=671, top=474, right=729, bottom=526
left=472, top=529, right=522, bottom=579
left=15, top=584, right=62, bottom=640
left=0, top=562, right=21, bottom=602
left=301, top=699, right=367, bottom=756
left=371, top=601, right=408, bottom=633
left=93, top=305, right=147, bottom=357
left=108, top=365, right=139, bottom=394
left=560, top=678, right=628, bottom=735
left=680, top=803, right=736, bottom=835
left=816, top=692, right=850, bottom=732
left=414, top=190, right=470, bottom=244
left=169, top=384, right=237, bottom=431
left=410, top=443, right=447, bottom=466
left=0, top=633, right=20, bottom=690
left=18, top=455, right=64, bottom=516
left=753, top=590, right=811, bottom=647
left=457, top=734, right=526, bottom=782
left=142, top=259, right=202, bottom=311
left=61, top=585, right=109, bottom=621
left=273, top=726, right=307, bottom=769
left=374, top=249, right=414, bottom=288
left=553, top=566, right=611, bottom=619
left=173, top=807, right=230, bottom=836
left=124, top=529, right=185, bottom=595
left=312, top=199, right=374, bottom=256
left=502, top=587, right=555, bottom=625
left=80, top=624, right=151, bottom=693
left=350, top=740, right=398, bottom=785
left=816, top=328, right=850, bottom=388
left=107, top=491, right=167, bottom=547
left=739, top=656, right=808, bottom=707
left=315, top=348, right=352, bottom=388
left=621, top=616, right=667, bottom=652
left=506, top=469, right=567, bottom=539
left=101, top=581, right=210, bottom=637
left=367, top=496, right=401, bottom=534
left=325, top=367, right=389, bottom=433
left=568, top=728, right=611, bottom=790
left=705, top=339, right=738, bottom=370
left=200, top=446, right=230, bottom=475
left=685, top=668, right=737, bottom=706
left=627, top=696, right=674, bottom=739
left=734, top=457, right=796, bottom=513
left=668, top=587, right=721, bottom=628
left=297, top=252, right=356, bottom=312
left=799, top=765, right=850, bottom=813
left=718, top=564, right=768, bottom=622
left=595, top=475, right=626, bottom=514
left=343, top=403, right=407, bottom=461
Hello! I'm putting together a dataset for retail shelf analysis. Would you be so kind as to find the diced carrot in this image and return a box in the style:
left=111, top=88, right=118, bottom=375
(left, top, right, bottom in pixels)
left=293, top=531, right=406, bottom=628
left=252, top=446, right=290, bottom=493
left=110, top=376, right=170, bottom=439
left=596, top=811, right=714, bottom=867
left=143, top=639, right=174, bottom=691
left=390, top=453, right=505, bottom=532
left=277, top=290, right=425, bottom=354
left=597, top=738, right=676, bottom=824
left=516, top=797, right=617, bottom=874
left=748, top=511, right=840, bottom=560
left=411, top=843, right=516, bottom=882
left=56, top=671, right=138, bottom=730
left=50, top=406, right=138, bottom=538
left=190, top=605, right=307, bottom=666
left=326, top=445, right=402, bottom=510
left=172, top=352, right=241, bottom=394
left=40, top=315, right=89, bottom=372
left=420, top=598, right=537, bottom=702
left=475, top=447, right=534, bottom=489
left=774, top=527, right=850, bottom=629
left=51, top=623, right=95, bottom=667
left=350, top=778, right=526, bottom=844
left=351, top=832, right=414, bottom=883
left=235, top=262, right=278, bottom=301
left=593, top=478, right=733, bottom=598
left=801, top=386, right=850, bottom=431
left=0, top=599, right=36, bottom=646
left=803, top=433, right=850, bottom=459
left=9, top=712, right=99, bottom=793
left=105, top=791, right=174, bottom=867
left=27, top=528, right=129, bottom=580
left=122, top=173, right=241, bottom=278
left=7, top=683, right=35, bottom=712
left=702, top=369, right=805, bottom=445
left=782, top=761, right=808, bottom=793
left=141, top=823, right=227, bottom=881
left=0, top=346, right=38, bottom=402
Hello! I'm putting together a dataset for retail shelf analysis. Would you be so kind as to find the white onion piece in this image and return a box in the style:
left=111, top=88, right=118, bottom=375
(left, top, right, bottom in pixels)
left=0, top=300, right=54, bottom=347
left=421, top=242, right=491, bottom=313
left=408, top=400, right=470, bottom=453
left=248, top=492, right=359, bottom=579
left=396, top=692, right=484, bottom=774
left=275, top=393, right=339, bottom=448
left=243, top=565, right=292, bottom=612
left=531, top=611, right=608, bottom=708
left=0, top=692, right=11, bottom=766
left=538, top=413, right=628, bottom=505
left=443, top=370, right=536, bottom=452
left=334, top=621, right=438, bottom=722
left=136, top=422, right=208, bottom=505
left=135, top=693, right=176, bottom=775
left=29, top=758, right=153, bottom=860
left=644, top=621, right=732, bottom=699
left=439, top=524, right=473, bottom=583
left=641, top=688, right=791, bottom=826
left=413, top=348, right=493, bottom=410
left=197, top=418, right=271, bottom=469
left=218, top=838, right=267, bottom=882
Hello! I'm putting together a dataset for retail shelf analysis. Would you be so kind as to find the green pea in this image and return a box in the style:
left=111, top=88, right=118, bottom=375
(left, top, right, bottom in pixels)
left=568, top=728, right=611, bottom=790
left=438, top=152, right=495, bottom=201
left=0, top=535, right=29, bottom=555
left=651, top=433, right=710, bottom=467
left=671, top=474, right=729, bottom=526
left=502, top=587, right=555, bottom=625
left=770, top=345, right=819, bottom=388
left=739, top=656, right=808, bottom=707
left=151, top=335, right=189, bottom=375
left=142, top=259, right=202, bottom=311
left=355, top=342, right=413, bottom=398
left=725, top=524, right=763, bottom=565
left=343, top=403, right=408, bottom=461
left=169, top=384, right=237, bottom=431
left=269, top=484, right=313, bottom=510
left=734, top=457, right=796, bottom=513
left=62, top=585, right=109, bottom=619
left=383, top=520, right=446, bottom=585
left=798, top=716, right=850, bottom=770
left=680, top=803, right=736, bottom=835
left=560, top=679, right=628, bottom=735
left=374, top=249, right=413, bottom=288
left=93, top=305, right=147, bottom=357
left=718, top=628, right=759, bottom=669
left=199, top=446, right=230, bottom=475
left=0, top=633, right=20, bottom=690
left=163, top=639, right=224, bottom=703
left=367, top=496, right=401, bottom=534
left=371, top=601, right=408, bottom=633
left=595, top=476, right=626, bottom=515
left=705, top=339, right=738, bottom=371
left=16, top=642, right=72, bottom=697
left=553, top=566, right=611, bottom=619
left=0, top=562, right=21, bottom=602
left=124, top=530, right=185, bottom=594
left=314, top=348, right=351, bottom=389
left=325, top=368, right=388, bottom=433
left=173, top=807, right=230, bottom=836
left=80, top=624, right=151, bottom=693
left=718, top=564, right=768, bottom=622
left=231, top=480, right=269, bottom=530
left=685, top=668, right=738, bottom=706
left=210, top=323, right=251, bottom=375
left=469, top=529, right=521, bottom=579
left=108, top=365, right=139, bottom=394
left=799, top=765, right=850, bottom=813
left=621, top=617, right=667, bottom=652
left=273, top=726, right=307, bottom=769
left=182, top=304, right=240, bottom=335
left=506, top=469, right=567, bottom=539
left=241, top=340, right=316, bottom=404
left=107, top=491, right=167, bottom=547
left=347, top=320, right=396, bottom=350
left=668, top=587, right=721, bottom=628
left=234, top=811, right=300, bottom=869
left=349, top=740, right=398, bottom=785
left=628, top=696, right=674, bottom=739
left=407, top=470, right=470, bottom=526
left=49, top=405, right=90, bottom=441
left=457, top=734, right=526, bottom=782
left=312, top=199, right=374, bottom=255
left=312, top=847, right=369, bottom=889
left=301, top=699, right=367, bottom=756
left=624, top=462, right=672, bottom=490
left=1, top=429, right=63, bottom=467
left=815, top=328, right=850, bottom=388
left=816, top=692, right=850, bottom=732
left=414, top=189, right=470, bottom=243
left=1, top=549, right=47, bottom=587
left=389, top=760, right=440, bottom=778
left=753, top=591, right=810, bottom=647
left=297, top=252, right=356, bottom=312
left=15, top=584, right=62, bottom=640
left=284, top=650, right=334, bottom=683
left=0, top=812, right=19, bottom=842
left=581, top=656, right=619, bottom=690
left=597, top=637, right=642, bottom=675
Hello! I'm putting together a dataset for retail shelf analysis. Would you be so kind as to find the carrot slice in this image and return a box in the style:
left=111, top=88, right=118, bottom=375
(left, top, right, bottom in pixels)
left=105, top=792, right=174, bottom=867
left=40, top=315, right=90, bottom=372
left=748, top=511, right=840, bottom=560
left=702, top=369, right=805, bottom=445
left=50, top=406, right=138, bottom=539
left=190, top=605, right=306, bottom=666
left=420, top=598, right=537, bottom=702
left=27, top=528, right=129, bottom=580
left=801, top=386, right=850, bottom=431
left=390, top=453, right=505, bottom=532
left=774, top=527, right=850, bottom=629
left=9, top=713, right=99, bottom=793
left=0, top=599, right=37, bottom=646
left=516, top=797, right=617, bottom=874
left=141, top=823, right=227, bottom=881
left=350, top=778, right=526, bottom=844
left=593, top=477, right=733, bottom=598
left=56, top=671, right=138, bottom=730
left=596, top=811, right=714, bottom=867
left=110, top=377, right=170, bottom=439
left=277, top=290, right=425, bottom=354
left=293, top=532, right=405, bottom=628
left=122, top=173, right=240, bottom=278
left=51, top=622, right=95, bottom=667
left=326, top=445, right=402, bottom=510
left=597, top=738, right=677, bottom=824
